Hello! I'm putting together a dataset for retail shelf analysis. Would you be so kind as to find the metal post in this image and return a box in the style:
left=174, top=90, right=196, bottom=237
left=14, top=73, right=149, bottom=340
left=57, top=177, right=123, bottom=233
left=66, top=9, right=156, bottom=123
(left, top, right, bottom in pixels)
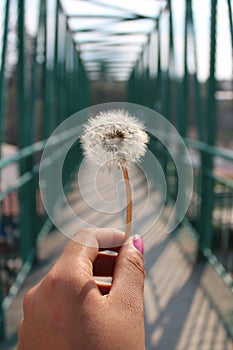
left=60, top=19, right=67, bottom=122
left=176, top=0, right=189, bottom=137
left=155, top=19, right=161, bottom=112
left=41, top=0, right=50, bottom=138
left=17, top=0, right=37, bottom=262
left=166, top=0, right=174, bottom=123
left=198, top=0, right=218, bottom=252
left=54, top=0, right=59, bottom=126
left=0, top=0, right=9, bottom=340
left=0, top=0, right=10, bottom=147
left=227, top=0, right=233, bottom=52
left=189, top=0, right=204, bottom=141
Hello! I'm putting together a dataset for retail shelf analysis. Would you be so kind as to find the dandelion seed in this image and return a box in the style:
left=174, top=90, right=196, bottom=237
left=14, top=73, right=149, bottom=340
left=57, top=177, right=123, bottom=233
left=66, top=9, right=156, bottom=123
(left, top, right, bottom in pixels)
left=80, top=109, right=149, bottom=238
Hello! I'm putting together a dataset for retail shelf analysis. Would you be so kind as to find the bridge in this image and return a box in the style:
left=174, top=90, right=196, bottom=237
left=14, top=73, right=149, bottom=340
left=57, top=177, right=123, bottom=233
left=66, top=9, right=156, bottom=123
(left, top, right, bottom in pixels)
left=0, top=0, right=233, bottom=349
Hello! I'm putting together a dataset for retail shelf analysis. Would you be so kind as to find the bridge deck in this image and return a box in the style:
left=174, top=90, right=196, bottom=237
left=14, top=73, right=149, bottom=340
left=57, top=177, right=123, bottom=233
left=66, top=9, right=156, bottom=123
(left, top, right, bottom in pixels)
left=0, top=168, right=233, bottom=350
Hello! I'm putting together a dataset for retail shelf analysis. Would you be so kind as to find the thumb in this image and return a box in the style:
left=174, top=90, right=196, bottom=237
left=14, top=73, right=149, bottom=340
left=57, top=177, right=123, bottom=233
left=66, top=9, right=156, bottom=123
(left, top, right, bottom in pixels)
left=110, top=235, right=145, bottom=307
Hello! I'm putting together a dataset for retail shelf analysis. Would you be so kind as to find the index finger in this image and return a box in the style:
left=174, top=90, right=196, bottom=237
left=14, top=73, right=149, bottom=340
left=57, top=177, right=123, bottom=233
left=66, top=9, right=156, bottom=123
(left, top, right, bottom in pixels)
left=59, top=227, right=126, bottom=271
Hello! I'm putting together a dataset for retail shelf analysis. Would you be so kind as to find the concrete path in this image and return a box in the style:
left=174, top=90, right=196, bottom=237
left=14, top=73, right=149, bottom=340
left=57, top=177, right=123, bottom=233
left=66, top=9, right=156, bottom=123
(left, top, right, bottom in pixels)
left=0, top=167, right=232, bottom=349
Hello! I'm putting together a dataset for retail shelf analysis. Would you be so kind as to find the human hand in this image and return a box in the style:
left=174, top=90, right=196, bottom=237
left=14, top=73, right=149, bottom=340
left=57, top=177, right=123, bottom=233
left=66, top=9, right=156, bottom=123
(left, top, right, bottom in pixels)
left=17, top=228, right=145, bottom=350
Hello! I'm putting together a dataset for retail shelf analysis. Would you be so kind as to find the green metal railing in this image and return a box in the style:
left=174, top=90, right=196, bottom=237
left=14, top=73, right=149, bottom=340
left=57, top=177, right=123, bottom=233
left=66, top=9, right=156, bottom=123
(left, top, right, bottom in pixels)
left=128, top=0, right=233, bottom=291
left=0, top=0, right=89, bottom=339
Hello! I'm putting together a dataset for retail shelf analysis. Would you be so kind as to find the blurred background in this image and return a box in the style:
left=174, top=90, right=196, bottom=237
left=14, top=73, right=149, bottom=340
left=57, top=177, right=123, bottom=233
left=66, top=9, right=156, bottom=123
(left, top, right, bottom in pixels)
left=0, top=0, right=232, bottom=348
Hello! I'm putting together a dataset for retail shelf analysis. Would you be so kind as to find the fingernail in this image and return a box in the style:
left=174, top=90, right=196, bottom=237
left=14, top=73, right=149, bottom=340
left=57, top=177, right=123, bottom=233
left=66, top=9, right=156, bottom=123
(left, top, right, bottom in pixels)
left=133, top=235, right=144, bottom=255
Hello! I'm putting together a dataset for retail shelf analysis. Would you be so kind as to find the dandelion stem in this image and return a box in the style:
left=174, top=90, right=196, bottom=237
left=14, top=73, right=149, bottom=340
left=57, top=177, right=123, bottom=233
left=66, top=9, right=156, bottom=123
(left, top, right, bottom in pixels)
left=121, top=165, right=132, bottom=239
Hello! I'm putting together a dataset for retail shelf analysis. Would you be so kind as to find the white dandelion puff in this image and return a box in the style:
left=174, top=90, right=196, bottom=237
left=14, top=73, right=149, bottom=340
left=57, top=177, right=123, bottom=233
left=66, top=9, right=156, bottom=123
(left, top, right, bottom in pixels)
left=80, top=109, right=149, bottom=238
left=80, top=109, right=149, bottom=171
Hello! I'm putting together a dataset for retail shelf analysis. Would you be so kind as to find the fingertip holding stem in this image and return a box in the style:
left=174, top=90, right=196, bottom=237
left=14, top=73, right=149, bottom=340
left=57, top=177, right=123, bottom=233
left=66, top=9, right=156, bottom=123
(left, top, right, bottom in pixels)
left=132, top=235, right=144, bottom=255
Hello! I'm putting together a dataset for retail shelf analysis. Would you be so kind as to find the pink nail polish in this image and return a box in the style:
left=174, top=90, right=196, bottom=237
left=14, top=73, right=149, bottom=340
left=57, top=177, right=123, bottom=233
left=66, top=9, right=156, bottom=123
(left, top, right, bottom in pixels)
left=133, top=235, right=144, bottom=255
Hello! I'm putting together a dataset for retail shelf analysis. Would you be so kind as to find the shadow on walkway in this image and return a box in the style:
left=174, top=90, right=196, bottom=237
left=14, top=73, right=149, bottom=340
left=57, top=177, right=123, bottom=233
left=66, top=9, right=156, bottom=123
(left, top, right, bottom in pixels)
left=1, top=169, right=233, bottom=350
left=144, top=220, right=233, bottom=350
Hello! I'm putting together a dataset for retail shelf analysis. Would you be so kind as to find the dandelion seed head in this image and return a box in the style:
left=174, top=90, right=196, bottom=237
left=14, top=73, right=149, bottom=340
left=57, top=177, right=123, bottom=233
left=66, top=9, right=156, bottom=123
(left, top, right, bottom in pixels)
left=80, top=109, right=149, bottom=171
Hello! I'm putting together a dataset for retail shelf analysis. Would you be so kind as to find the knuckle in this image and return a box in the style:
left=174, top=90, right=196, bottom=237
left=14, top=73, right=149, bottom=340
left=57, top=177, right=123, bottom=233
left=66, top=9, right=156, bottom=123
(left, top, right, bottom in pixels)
left=123, top=252, right=145, bottom=277
left=17, top=318, right=23, bottom=336
left=40, top=270, right=67, bottom=297
left=72, top=228, right=90, bottom=243
left=22, top=289, right=34, bottom=315
left=17, top=319, right=24, bottom=349
left=45, top=271, right=60, bottom=289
